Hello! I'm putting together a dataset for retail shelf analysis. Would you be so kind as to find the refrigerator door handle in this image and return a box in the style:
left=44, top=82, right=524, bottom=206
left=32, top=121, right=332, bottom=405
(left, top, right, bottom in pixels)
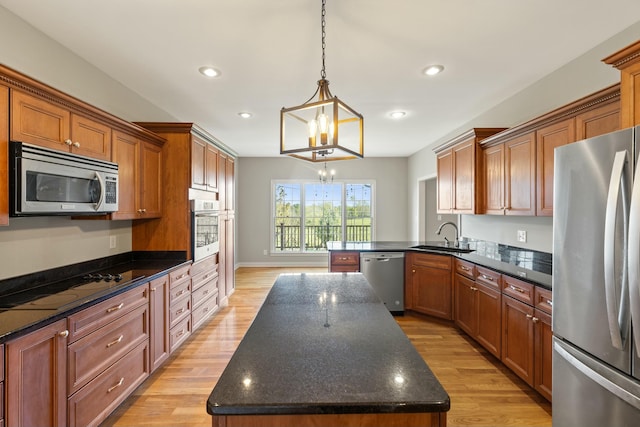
left=604, top=150, right=630, bottom=350
left=628, top=149, right=640, bottom=354
left=555, top=340, right=640, bottom=411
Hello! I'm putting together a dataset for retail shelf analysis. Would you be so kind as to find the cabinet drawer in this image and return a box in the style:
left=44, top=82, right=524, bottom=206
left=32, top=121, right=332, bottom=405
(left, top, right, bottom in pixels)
left=502, top=275, right=534, bottom=305
left=454, top=258, right=475, bottom=279
left=68, top=284, right=149, bottom=343
left=192, top=294, right=218, bottom=331
left=169, top=265, right=191, bottom=286
left=411, top=252, right=451, bottom=270
left=169, top=279, right=191, bottom=303
left=169, top=295, right=191, bottom=328
left=190, top=256, right=216, bottom=277
left=330, top=252, right=360, bottom=265
left=67, top=304, right=148, bottom=395
left=170, top=316, right=191, bottom=353
left=192, top=268, right=218, bottom=292
left=535, top=287, right=553, bottom=315
left=67, top=341, right=149, bottom=427
left=192, top=277, right=218, bottom=307
left=476, top=266, right=501, bottom=290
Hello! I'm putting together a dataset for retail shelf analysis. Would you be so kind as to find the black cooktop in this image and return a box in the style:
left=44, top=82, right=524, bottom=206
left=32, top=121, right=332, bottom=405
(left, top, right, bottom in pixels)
left=0, top=269, right=145, bottom=310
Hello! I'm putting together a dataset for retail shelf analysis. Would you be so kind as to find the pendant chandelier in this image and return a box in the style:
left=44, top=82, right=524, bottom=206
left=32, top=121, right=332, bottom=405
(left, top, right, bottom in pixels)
left=280, top=0, right=364, bottom=163
left=318, top=162, right=335, bottom=183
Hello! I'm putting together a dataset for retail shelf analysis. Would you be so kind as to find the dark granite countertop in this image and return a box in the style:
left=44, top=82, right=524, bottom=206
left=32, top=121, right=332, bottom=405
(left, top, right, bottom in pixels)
left=326, top=239, right=552, bottom=289
left=0, top=251, right=190, bottom=343
left=207, top=273, right=450, bottom=416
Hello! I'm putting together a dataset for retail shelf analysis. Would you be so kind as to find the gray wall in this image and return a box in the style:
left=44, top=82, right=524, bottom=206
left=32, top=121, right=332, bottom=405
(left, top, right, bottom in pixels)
left=408, top=21, right=640, bottom=254
left=0, top=7, right=176, bottom=279
left=237, top=156, right=408, bottom=266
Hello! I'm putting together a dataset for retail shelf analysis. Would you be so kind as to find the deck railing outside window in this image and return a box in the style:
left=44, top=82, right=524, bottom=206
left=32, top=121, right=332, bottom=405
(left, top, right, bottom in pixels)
left=275, top=224, right=371, bottom=251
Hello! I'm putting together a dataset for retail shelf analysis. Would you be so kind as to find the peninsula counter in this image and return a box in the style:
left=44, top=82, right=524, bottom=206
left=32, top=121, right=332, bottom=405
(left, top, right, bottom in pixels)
left=206, top=272, right=450, bottom=427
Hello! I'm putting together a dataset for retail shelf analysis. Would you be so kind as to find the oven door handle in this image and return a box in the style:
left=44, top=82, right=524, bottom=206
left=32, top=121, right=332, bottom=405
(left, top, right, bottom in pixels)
left=195, top=213, right=219, bottom=217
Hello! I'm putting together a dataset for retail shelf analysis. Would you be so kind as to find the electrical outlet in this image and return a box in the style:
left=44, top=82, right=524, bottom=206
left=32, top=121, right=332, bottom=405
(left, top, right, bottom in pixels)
left=263, top=249, right=268, bottom=256
left=109, top=235, right=117, bottom=249
left=517, top=230, right=527, bottom=243
left=437, top=215, right=442, bottom=221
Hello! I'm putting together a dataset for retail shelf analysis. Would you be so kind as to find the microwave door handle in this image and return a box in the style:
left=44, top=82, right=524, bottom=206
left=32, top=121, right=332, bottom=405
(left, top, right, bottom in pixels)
left=628, top=154, right=640, bottom=354
left=604, top=150, right=630, bottom=351
left=94, top=172, right=105, bottom=211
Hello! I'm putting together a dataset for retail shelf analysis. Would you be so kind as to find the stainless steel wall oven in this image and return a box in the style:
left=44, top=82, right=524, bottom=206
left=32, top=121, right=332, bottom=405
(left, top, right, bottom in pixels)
left=191, top=199, right=220, bottom=262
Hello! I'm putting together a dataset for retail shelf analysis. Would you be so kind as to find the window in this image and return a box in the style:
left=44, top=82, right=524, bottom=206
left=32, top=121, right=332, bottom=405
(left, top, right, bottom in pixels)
left=272, top=181, right=374, bottom=253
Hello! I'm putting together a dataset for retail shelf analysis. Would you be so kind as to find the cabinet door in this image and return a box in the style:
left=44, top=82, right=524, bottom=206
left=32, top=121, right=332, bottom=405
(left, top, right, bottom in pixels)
left=476, top=282, right=502, bottom=358
left=0, top=84, right=8, bottom=226
left=505, top=132, right=536, bottom=216
left=453, top=139, right=475, bottom=213
left=534, top=308, right=553, bottom=401
left=111, top=131, right=140, bottom=220
left=149, top=275, right=170, bottom=372
left=436, top=149, right=453, bottom=213
left=6, top=319, right=68, bottom=427
left=10, top=90, right=71, bottom=151
left=575, top=101, right=620, bottom=140
left=218, top=152, right=227, bottom=211
left=454, top=274, right=477, bottom=336
left=140, top=141, right=162, bottom=218
left=70, top=114, right=112, bottom=160
left=536, top=119, right=575, bottom=216
left=411, top=264, right=452, bottom=320
left=482, top=143, right=504, bottom=214
left=206, top=143, right=219, bottom=192
left=502, top=295, right=534, bottom=386
left=191, top=136, right=207, bottom=190
left=224, top=214, right=235, bottom=297
left=225, top=156, right=234, bottom=211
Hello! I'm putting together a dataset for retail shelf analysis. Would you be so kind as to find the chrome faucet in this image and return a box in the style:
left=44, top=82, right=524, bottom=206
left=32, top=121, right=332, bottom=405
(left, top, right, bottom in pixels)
left=436, top=221, right=459, bottom=247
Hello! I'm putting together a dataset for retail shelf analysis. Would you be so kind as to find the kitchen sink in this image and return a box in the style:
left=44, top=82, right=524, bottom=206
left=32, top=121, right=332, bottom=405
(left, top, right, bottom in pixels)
left=411, top=242, right=475, bottom=254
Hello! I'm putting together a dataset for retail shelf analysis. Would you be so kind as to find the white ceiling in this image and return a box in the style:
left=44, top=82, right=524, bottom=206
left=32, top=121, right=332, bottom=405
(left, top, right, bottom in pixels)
left=1, top=0, right=640, bottom=157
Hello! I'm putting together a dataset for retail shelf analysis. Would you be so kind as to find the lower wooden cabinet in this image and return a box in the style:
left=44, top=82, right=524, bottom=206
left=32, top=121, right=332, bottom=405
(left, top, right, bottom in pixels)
left=149, top=275, right=170, bottom=372
left=406, top=253, right=452, bottom=320
left=501, top=295, right=535, bottom=385
left=329, top=251, right=360, bottom=272
left=5, top=319, right=68, bottom=427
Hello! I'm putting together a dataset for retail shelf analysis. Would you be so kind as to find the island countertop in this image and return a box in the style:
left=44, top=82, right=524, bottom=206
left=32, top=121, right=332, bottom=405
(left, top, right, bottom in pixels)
left=207, top=273, right=450, bottom=424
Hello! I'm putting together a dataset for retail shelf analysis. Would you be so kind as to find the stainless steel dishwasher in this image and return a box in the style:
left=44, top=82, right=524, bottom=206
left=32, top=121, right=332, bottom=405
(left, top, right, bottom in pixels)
left=360, top=252, right=405, bottom=315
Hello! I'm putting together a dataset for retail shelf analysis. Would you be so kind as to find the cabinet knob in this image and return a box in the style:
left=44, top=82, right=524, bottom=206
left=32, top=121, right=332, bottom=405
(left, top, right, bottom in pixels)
left=412, top=269, right=416, bottom=273
left=526, top=314, right=533, bottom=319
left=64, top=139, right=73, bottom=146
left=532, top=317, right=539, bottom=323
left=73, top=141, right=80, bottom=148
left=59, top=329, right=69, bottom=337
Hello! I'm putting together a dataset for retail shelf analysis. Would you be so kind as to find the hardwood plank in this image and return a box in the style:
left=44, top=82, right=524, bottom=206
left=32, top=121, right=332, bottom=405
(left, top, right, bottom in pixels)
left=101, top=267, right=551, bottom=427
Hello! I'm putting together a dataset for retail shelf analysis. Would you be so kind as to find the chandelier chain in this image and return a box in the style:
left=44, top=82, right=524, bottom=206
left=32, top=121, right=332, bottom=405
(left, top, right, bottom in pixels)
left=320, top=0, right=326, bottom=79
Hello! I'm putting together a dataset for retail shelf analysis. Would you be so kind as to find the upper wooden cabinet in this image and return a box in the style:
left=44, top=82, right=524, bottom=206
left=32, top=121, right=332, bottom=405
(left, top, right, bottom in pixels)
left=604, top=40, right=640, bottom=128
left=11, top=90, right=112, bottom=160
left=0, top=84, right=8, bottom=227
left=434, top=128, right=506, bottom=214
left=111, top=130, right=163, bottom=220
left=191, top=135, right=219, bottom=192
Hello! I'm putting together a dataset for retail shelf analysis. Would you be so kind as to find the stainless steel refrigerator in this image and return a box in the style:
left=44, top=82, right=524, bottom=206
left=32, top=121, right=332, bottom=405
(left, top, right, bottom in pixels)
left=553, top=126, right=640, bottom=426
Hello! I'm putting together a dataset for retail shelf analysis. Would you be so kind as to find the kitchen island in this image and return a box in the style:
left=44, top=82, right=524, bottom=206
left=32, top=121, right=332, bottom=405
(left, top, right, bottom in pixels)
left=206, top=272, right=450, bottom=427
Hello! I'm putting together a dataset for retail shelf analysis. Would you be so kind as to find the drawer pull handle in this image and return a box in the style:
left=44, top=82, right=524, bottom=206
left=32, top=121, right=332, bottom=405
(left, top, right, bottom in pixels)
left=546, top=299, right=553, bottom=306
left=176, top=290, right=185, bottom=297
left=204, top=307, right=209, bottom=313
left=176, top=274, right=187, bottom=280
left=481, top=274, right=493, bottom=281
left=59, top=330, right=69, bottom=338
left=526, top=314, right=533, bottom=319
left=203, top=290, right=209, bottom=295
left=107, top=303, right=124, bottom=313
left=509, top=285, right=525, bottom=294
left=176, top=308, right=185, bottom=315
left=151, top=287, right=156, bottom=292
left=461, top=266, right=470, bottom=271
left=108, top=377, right=125, bottom=393
left=107, top=335, right=124, bottom=348
left=176, top=330, right=185, bottom=338
left=470, top=286, right=478, bottom=291
left=532, top=317, right=539, bottom=323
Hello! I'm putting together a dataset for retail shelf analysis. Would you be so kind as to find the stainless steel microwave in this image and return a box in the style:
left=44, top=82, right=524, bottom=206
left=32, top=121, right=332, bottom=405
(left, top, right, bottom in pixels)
left=9, top=141, right=119, bottom=216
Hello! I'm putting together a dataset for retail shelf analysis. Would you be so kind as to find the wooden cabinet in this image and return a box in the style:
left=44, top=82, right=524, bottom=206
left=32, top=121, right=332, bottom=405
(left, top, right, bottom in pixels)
left=502, top=294, right=535, bottom=386
left=11, top=90, right=112, bottom=160
left=534, top=287, right=553, bottom=401
left=149, top=274, right=171, bottom=372
left=111, top=130, right=163, bottom=220
left=406, top=252, right=452, bottom=320
left=604, top=40, right=640, bottom=128
left=575, top=100, right=621, bottom=140
left=329, top=251, right=360, bottom=272
left=218, top=152, right=236, bottom=301
left=454, top=260, right=502, bottom=358
left=434, top=129, right=506, bottom=214
left=0, top=344, right=4, bottom=427
left=5, top=319, right=68, bottom=427
left=0, top=84, right=8, bottom=226
left=169, top=265, right=192, bottom=353
left=482, top=132, right=535, bottom=215
left=191, top=135, right=219, bottom=192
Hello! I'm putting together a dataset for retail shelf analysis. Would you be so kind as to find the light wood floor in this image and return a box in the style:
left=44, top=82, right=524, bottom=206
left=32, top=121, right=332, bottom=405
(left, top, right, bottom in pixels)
left=101, top=267, right=552, bottom=427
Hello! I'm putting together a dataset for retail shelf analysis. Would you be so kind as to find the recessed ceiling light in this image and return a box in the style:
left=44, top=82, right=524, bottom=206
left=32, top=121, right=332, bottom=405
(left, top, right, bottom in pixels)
left=238, top=112, right=252, bottom=119
left=389, top=111, right=406, bottom=119
left=199, top=66, right=221, bottom=78
left=423, top=65, right=444, bottom=76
